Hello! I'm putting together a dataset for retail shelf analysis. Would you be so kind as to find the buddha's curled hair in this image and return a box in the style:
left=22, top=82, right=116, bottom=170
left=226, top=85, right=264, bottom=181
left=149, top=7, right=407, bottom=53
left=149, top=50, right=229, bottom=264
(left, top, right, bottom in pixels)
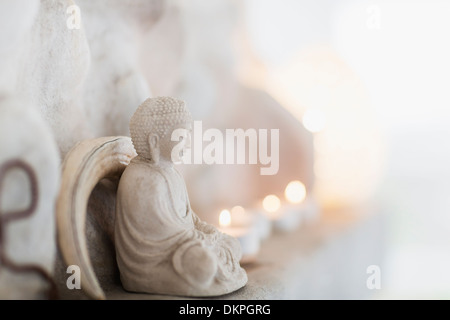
left=129, top=97, right=192, bottom=159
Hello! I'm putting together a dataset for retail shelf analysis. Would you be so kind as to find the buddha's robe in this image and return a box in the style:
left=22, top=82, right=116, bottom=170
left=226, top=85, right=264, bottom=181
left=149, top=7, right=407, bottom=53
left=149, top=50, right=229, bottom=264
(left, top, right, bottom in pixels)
left=115, top=156, right=247, bottom=296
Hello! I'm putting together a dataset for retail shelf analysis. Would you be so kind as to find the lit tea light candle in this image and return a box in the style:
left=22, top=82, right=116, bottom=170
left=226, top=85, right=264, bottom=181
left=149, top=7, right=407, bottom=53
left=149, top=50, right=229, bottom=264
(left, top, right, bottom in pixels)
left=283, top=180, right=321, bottom=229
left=230, top=205, right=251, bottom=226
left=261, top=181, right=308, bottom=232
left=262, top=194, right=281, bottom=220
left=219, top=209, right=232, bottom=227
left=261, top=193, right=298, bottom=232
left=271, top=180, right=305, bottom=231
left=231, top=205, right=271, bottom=241
left=218, top=209, right=260, bottom=264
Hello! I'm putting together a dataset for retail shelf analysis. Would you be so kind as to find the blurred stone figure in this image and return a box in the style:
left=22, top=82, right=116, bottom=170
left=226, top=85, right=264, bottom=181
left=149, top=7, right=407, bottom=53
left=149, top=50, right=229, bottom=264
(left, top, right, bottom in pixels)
left=77, top=0, right=165, bottom=137
left=19, top=0, right=91, bottom=157
left=0, top=1, right=60, bottom=299
left=0, top=99, right=60, bottom=299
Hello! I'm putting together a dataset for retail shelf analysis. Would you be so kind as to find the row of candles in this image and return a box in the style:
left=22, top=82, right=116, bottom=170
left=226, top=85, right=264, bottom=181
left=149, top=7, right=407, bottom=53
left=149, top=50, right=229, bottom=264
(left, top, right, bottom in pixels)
left=218, top=180, right=320, bottom=263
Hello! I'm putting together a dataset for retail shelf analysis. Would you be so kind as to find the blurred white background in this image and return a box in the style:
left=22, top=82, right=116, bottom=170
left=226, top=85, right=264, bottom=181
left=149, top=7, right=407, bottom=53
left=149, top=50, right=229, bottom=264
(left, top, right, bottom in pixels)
left=241, top=0, right=450, bottom=298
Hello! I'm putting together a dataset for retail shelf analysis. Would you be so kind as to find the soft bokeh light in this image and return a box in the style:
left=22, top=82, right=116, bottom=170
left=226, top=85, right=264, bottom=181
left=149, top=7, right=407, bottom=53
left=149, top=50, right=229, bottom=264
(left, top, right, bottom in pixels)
left=230, top=205, right=254, bottom=227
left=219, top=209, right=231, bottom=227
left=240, top=0, right=450, bottom=299
left=284, top=180, right=306, bottom=204
left=237, top=0, right=450, bottom=299
left=231, top=205, right=245, bottom=216
left=264, top=46, right=385, bottom=209
left=262, top=195, right=281, bottom=213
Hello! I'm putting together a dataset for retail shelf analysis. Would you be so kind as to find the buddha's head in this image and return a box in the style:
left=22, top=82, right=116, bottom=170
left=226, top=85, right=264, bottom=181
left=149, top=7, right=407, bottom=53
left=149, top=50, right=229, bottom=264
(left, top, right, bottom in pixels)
left=130, top=97, right=192, bottom=165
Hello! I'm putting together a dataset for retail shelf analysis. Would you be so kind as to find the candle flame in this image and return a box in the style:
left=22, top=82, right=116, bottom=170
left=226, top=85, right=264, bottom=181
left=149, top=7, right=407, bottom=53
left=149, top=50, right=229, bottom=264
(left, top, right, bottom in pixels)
left=219, top=209, right=231, bottom=227
left=285, top=180, right=306, bottom=204
left=262, top=195, right=281, bottom=213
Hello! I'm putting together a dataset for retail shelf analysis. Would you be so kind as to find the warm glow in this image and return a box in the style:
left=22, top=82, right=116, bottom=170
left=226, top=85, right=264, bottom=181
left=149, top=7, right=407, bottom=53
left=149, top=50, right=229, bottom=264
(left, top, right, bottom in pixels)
left=285, top=180, right=306, bottom=204
left=219, top=209, right=231, bottom=227
left=262, top=195, right=281, bottom=213
left=230, top=205, right=253, bottom=227
left=231, top=206, right=245, bottom=216
left=264, top=47, right=384, bottom=208
left=302, top=109, right=326, bottom=133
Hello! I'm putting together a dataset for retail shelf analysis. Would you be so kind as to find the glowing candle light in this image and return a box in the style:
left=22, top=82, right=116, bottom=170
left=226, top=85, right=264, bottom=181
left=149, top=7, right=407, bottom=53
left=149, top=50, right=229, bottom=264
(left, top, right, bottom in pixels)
left=262, top=194, right=281, bottom=217
left=219, top=209, right=231, bottom=227
left=266, top=46, right=384, bottom=209
left=284, top=180, right=320, bottom=228
left=262, top=193, right=297, bottom=232
left=218, top=209, right=260, bottom=264
left=231, top=205, right=271, bottom=241
left=261, top=182, right=310, bottom=233
left=231, top=205, right=245, bottom=215
left=285, top=180, right=307, bottom=204
left=230, top=206, right=250, bottom=226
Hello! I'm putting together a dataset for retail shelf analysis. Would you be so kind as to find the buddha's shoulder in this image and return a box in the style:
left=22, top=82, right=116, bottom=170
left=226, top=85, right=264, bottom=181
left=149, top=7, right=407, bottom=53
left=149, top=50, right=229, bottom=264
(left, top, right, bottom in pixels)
left=120, top=161, right=167, bottom=188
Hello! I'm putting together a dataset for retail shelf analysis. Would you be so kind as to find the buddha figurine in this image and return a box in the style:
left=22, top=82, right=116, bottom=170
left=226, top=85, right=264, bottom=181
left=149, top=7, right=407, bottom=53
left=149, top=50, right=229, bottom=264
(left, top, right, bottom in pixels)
left=114, top=96, right=247, bottom=297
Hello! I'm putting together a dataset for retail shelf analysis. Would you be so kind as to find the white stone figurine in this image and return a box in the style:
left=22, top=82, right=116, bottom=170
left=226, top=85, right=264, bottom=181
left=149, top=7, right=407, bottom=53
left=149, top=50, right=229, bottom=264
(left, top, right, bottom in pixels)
left=114, top=97, right=247, bottom=297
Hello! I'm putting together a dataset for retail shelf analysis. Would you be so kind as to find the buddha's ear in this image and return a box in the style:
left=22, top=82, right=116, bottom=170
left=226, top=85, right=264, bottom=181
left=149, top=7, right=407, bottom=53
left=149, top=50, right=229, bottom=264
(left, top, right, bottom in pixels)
left=148, top=134, right=160, bottom=164
left=148, top=134, right=159, bottom=149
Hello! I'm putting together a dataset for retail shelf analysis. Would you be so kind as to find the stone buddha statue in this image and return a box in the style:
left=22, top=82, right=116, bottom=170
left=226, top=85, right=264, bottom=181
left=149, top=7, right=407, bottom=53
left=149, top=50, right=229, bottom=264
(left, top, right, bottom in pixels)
left=114, top=96, right=247, bottom=297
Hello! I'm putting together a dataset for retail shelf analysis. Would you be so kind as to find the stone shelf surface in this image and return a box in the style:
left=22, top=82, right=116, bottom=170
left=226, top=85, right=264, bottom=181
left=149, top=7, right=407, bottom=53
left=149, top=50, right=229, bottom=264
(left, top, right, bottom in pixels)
left=104, top=207, right=385, bottom=300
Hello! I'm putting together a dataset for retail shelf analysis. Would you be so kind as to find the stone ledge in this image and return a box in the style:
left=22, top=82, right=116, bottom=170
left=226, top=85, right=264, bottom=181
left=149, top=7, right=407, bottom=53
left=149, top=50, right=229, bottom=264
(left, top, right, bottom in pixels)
left=105, top=207, right=385, bottom=300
